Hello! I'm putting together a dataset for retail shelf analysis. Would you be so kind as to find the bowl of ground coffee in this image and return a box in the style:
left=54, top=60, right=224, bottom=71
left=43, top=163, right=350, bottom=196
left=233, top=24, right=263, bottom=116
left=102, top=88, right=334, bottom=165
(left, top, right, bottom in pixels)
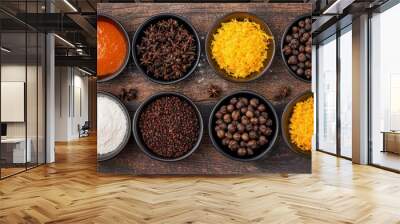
left=133, top=92, right=203, bottom=162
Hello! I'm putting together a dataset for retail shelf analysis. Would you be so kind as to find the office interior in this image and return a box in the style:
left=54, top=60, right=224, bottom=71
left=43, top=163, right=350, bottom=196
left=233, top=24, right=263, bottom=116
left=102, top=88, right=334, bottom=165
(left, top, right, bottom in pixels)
left=313, top=0, right=400, bottom=172
left=0, top=0, right=96, bottom=179
left=0, top=0, right=399, bottom=222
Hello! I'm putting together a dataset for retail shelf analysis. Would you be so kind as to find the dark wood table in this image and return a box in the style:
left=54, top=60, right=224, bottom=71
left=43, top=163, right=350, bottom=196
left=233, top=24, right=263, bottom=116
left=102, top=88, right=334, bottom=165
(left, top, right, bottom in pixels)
left=97, top=3, right=312, bottom=175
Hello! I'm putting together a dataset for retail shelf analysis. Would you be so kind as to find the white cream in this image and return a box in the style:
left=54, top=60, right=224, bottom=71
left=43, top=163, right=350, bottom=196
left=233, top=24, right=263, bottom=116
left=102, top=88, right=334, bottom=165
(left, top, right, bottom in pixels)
left=97, top=94, right=129, bottom=157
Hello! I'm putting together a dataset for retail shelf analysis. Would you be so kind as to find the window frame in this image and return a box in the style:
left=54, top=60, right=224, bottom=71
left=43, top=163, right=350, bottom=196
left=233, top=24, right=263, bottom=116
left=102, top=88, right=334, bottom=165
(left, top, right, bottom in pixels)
left=315, top=23, right=353, bottom=161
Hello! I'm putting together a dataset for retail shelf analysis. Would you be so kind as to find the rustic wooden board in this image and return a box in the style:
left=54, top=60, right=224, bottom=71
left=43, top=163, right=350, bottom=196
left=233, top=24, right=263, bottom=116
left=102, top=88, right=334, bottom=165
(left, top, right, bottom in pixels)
left=97, top=3, right=312, bottom=175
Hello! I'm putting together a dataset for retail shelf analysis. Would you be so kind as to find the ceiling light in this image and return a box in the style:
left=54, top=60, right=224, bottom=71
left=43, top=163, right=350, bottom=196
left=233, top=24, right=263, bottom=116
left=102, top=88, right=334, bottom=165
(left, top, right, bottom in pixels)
left=323, top=0, right=355, bottom=15
left=63, top=0, right=78, bottom=12
left=54, top=34, right=75, bottom=48
left=1, top=47, right=11, bottom=53
left=78, top=67, right=93, bottom=76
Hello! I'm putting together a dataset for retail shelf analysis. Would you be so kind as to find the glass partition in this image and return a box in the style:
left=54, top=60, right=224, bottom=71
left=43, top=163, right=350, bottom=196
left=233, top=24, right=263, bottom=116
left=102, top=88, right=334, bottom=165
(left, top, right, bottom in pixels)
left=0, top=1, right=46, bottom=179
left=1, top=30, right=28, bottom=177
left=370, top=3, right=400, bottom=171
left=27, top=31, right=38, bottom=169
left=38, top=32, right=45, bottom=165
left=317, top=35, right=337, bottom=154
left=339, top=26, right=352, bottom=158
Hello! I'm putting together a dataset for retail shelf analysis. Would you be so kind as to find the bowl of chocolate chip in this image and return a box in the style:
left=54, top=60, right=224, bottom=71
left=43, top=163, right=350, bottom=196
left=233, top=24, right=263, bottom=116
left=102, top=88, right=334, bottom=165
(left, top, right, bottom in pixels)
left=132, top=13, right=201, bottom=84
left=133, top=92, right=203, bottom=162
left=209, top=91, right=279, bottom=161
left=281, top=15, right=312, bottom=82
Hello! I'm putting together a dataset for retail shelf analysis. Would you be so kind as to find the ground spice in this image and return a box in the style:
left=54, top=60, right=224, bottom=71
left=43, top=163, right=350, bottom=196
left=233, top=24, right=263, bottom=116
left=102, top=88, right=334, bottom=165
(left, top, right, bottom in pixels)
left=97, top=17, right=128, bottom=79
left=211, top=19, right=273, bottom=78
left=138, top=96, right=200, bottom=158
left=289, top=96, right=314, bottom=151
left=97, top=94, right=129, bottom=156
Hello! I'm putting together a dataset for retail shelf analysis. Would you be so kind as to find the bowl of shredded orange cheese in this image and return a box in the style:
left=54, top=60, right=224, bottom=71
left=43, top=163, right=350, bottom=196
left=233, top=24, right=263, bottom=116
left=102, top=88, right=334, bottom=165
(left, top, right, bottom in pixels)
left=206, top=12, right=275, bottom=82
left=281, top=91, right=313, bottom=156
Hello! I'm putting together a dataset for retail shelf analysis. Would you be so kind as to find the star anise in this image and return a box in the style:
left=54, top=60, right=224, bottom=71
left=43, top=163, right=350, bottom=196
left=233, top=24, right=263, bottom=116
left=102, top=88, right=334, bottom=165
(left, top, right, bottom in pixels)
left=208, top=84, right=221, bottom=98
left=136, top=18, right=196, bottom=81
left=274, top=86, right=291, bottom=101
left=119, top=88, right=137, bottom=102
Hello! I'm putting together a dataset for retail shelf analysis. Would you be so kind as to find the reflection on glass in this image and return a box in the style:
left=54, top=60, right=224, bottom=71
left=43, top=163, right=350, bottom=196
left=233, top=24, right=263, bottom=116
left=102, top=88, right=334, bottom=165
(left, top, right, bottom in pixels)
left=317, top=36, right=337, bottom=154
left=339, top=27, right=352, bottom=158
left=38, top=33, right=46, bottom=165
left=0, top=1, right=46, bottom=179
left=371, top=3, right=400, bottom=171
left=27, top=32, right=38, bottom=169
left=1, top=31, right=27, bottom=177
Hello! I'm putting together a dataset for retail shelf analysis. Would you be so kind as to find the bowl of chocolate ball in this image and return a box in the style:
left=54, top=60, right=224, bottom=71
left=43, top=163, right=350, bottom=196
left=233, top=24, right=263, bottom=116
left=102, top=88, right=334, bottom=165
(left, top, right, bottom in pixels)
left=209, top=91, right=279, bottom=161
left=281, top=15, right=312, bottom=83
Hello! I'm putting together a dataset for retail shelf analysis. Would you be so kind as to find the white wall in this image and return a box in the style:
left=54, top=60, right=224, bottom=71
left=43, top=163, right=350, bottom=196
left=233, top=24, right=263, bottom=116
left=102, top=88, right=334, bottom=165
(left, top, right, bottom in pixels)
left=55, top=66, right=89, bottom=141
left=1, top=65, right=37, bottom=138
left=55, top=66, right=69, bottom=141
left=1, top=63, right=46, bottom=164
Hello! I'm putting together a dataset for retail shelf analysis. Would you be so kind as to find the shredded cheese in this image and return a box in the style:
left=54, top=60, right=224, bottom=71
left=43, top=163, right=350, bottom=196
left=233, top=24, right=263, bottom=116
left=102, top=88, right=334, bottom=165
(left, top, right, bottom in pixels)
left=211, top=19, right=273, bottom=78
left=289, top=96, right=314, bottom=151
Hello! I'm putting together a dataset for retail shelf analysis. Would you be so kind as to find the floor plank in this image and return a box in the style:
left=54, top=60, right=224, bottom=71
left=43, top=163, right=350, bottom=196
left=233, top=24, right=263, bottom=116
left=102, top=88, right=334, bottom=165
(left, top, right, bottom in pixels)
left=0, top=135, right=399, bottom=224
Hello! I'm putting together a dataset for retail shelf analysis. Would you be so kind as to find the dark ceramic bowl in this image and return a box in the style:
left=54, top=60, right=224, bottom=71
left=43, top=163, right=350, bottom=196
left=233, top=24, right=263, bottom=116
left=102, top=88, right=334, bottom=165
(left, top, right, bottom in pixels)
left=280, top=14, right=312, bottom=83
left=281, top=91, right=313, bottom=156
left=205, top=12, right=275, bottom=83
left=132, top=92, right=204, bottom=162
left=208, top=90, right=279, bottom=161
left=97, top=91, right=131, bottom=161
left=132, top=13, right=201, bottom=85
left=97, top=14, right=131, bottom=83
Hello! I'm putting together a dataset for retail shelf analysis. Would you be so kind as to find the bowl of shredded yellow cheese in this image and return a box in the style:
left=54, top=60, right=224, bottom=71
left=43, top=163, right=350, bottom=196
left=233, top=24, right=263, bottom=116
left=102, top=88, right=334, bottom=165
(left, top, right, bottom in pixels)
left=206, top=12, right=275, bottom=82
left=281, top=91, right=313, bottom=156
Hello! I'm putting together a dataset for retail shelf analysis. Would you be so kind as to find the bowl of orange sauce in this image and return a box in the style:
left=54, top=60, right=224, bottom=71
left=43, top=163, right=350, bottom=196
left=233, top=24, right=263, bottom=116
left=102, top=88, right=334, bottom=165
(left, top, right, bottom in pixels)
left=97, top=14, right=130, bottom=82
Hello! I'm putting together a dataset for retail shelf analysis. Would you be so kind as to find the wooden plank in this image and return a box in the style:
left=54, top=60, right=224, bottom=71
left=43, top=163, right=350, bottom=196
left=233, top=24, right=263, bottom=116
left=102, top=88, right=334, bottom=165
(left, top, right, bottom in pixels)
left=97, top=3, right=312, bottom=175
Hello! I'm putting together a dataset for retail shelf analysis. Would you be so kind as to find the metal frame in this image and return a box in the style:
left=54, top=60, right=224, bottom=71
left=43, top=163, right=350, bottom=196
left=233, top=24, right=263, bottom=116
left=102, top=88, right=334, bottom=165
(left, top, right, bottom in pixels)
left=315, top=44, right=319, bottom=152
left=336, top=25, right=341, bottom=158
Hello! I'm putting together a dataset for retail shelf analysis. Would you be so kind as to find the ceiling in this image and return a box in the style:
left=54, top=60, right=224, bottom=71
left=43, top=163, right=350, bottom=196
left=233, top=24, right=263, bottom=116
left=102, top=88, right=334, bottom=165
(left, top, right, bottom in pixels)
left=1, top=0, right=391, bottom=73
left=0, top=0, right=98, bottom=73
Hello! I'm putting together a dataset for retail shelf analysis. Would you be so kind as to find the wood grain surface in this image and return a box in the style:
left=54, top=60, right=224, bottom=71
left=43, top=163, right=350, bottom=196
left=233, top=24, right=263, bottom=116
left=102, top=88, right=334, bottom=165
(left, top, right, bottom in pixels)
left=2, top=136, right=400, bottom=223
left=97, top=3, right=312, bottom=175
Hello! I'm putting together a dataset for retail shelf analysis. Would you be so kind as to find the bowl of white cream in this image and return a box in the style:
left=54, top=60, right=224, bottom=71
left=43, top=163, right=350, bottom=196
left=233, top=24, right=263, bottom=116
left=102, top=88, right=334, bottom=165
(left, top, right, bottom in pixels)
left=97, top=92, right=131, bottom=161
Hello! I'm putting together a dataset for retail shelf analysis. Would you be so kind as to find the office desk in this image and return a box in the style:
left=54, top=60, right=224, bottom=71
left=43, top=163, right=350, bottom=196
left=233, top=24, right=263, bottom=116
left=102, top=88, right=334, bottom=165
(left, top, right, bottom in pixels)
left=382, top=131, right=400, bottom=154
left=1, top=138, right=31, bottom=163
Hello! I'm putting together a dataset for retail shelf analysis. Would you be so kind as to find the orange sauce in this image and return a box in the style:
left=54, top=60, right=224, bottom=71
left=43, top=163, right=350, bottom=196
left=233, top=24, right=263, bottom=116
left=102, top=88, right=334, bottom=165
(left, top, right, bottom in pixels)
left=97, top=17, right=128, bottom=79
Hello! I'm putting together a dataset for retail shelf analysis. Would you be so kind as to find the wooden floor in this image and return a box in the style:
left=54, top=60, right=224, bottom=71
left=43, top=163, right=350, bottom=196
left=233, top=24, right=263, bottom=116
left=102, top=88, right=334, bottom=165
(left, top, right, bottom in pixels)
left=1, top=167, right=26, bottom=178
left=0, top=136, right=399, bottom=224
left=372, top=150, right=400, bottom=171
